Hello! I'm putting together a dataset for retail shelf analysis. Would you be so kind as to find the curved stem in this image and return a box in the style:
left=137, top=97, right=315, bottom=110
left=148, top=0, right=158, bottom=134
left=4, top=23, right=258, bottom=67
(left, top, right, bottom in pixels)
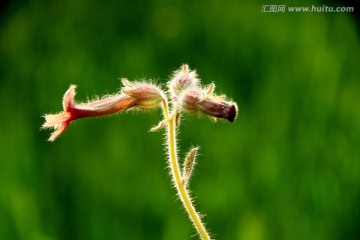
left=162, top=101, right=211, bottom=240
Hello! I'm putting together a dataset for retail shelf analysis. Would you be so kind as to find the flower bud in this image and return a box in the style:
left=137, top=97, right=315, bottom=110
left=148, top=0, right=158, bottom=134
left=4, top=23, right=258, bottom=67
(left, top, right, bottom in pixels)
left=121, top=79, right=165, bottom=109
left=180, top=87, right=237, bottom=122
left=197, top=96, right=237, bottom=122
left=169, top=64, right=198, bottom=94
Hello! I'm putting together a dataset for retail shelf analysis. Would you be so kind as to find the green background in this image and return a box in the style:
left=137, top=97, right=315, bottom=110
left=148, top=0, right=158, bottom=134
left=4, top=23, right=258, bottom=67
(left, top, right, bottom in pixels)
left=1, top=0, right=359, bottom=239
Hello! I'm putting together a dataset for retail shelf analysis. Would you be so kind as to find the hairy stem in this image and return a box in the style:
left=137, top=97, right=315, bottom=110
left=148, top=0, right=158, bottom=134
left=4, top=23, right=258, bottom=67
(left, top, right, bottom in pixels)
left=163, top=101, right=211, bottom=240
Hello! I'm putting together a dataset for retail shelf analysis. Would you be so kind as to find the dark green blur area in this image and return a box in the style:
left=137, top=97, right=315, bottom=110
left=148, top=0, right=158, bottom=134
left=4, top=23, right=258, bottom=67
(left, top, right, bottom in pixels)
left=0, top=0, right=359, bottom=239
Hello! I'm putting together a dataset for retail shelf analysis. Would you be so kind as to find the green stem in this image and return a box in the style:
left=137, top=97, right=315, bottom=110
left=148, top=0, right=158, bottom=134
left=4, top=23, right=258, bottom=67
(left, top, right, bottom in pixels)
left=162, top=101, right=211, bottom=240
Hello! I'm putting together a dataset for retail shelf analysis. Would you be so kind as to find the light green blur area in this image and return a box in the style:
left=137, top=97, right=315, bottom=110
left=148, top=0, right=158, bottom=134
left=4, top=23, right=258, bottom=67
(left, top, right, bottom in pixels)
left=0, top=0, right=359, bottom=239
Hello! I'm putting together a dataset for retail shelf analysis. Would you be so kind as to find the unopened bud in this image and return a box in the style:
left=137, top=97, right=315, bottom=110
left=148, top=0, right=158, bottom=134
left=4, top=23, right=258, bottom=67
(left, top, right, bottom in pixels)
left=121, top=79, right=165, bottom=109
left=169, top=64, right=198, bottom=94
left=180, top=87, right=237, bottom=122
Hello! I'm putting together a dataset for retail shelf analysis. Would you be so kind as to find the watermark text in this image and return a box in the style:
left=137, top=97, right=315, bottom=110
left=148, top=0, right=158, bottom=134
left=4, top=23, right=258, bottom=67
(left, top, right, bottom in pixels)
left=261, top=5, right=354, bottom=13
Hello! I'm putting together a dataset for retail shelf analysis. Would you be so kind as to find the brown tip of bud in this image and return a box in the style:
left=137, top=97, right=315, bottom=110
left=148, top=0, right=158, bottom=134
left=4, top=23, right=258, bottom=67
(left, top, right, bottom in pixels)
left=227, top=104, right=237, bottom=122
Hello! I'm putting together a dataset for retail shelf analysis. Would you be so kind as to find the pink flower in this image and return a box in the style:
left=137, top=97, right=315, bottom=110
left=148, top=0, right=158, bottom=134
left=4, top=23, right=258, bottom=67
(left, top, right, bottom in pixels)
left=42, top=81, right=164, bottom=141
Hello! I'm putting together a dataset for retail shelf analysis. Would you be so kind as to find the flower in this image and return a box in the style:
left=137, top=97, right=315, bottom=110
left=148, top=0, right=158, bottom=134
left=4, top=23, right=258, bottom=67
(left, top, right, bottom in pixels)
left=179, top=87, right=237, bottom=122
left=42, top=81, right=165, bottom=141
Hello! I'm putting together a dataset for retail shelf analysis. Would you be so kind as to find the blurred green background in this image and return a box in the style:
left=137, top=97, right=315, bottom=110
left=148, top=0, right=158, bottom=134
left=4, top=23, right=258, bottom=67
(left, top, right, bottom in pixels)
left=0, top=0, right=359, bottom=239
